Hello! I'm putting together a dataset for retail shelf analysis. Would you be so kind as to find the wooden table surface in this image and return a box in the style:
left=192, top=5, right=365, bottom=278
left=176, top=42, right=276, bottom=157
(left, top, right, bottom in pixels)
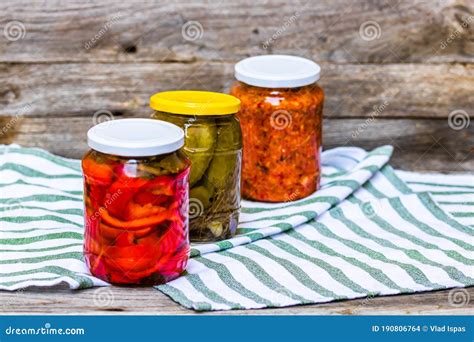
left=0, top=0, right=472, bottom=315
left=0, top=0, right=473, bottom=172
left=1, top=153, right=472, bottom=315
left=1, top=153, right=472, bottom=316
left=1, top=286, right=472, bottom=315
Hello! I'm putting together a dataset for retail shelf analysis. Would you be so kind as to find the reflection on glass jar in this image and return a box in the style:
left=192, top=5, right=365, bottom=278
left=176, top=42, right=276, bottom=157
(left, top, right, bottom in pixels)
left=231, top=55, right=324, bottom=202
left=151, top=91, right=242, bottom=242
left=82, top=119, right=190, bottom=285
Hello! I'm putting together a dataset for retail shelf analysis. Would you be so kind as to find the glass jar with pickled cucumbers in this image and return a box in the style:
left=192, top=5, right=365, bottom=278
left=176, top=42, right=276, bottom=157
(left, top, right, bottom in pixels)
left=150, top=91, right=242, bottom=242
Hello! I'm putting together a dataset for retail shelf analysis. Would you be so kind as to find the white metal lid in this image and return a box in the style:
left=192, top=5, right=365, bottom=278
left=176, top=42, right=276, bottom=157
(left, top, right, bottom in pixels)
left=234, top=55, right=321, bottom=88
left=87, top=118, right=184, bottom=157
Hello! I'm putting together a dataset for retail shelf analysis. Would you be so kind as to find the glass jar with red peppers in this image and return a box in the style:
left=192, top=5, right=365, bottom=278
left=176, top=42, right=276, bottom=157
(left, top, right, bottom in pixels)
left=230, top=55, right=324, bottom=202
left=82, top=119, right=190, bottom=285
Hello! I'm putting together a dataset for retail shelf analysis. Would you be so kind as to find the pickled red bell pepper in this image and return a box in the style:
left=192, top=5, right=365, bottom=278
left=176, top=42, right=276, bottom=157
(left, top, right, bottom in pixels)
left=82, top=150, right=190, bottom=285
left=82, top=158, right=114, bottom=185
left=100, top=208, right=169, bottom=229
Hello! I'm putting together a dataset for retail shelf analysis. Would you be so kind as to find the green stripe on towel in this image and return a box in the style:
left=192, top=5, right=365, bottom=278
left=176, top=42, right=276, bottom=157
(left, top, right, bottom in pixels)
left=1, top=144, right=472, bottom=312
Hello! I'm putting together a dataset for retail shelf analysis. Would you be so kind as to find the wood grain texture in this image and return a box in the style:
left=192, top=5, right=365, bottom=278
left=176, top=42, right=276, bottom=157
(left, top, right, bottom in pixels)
left=0, top=0, right=473, bottom=316
left=1, top=115, right=472, bottom=172
left=0, top=286, right=472, bottom=315
left=0, top=0, right=473, bottom=64
left=0, top=62, right=472, bottom=119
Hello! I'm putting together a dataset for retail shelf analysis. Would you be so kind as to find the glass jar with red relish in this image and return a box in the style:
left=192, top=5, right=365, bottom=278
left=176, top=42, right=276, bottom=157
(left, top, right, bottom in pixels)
left=82, top=119, right=190, bottom=285
left=230, top=55, right=324, bottom=202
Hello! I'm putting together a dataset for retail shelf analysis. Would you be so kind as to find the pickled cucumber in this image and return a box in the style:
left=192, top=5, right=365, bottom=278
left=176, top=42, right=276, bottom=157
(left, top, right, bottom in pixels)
left=152, top=111, right=242, bottom=242
left=203, top=121, right=241, bottom=191
left=157, top=151, right=189, bottom=174
left=189, top=185, right=212, bottom=209
left=152, top=111, right=216, bottom=187
left=184, top=122, right=216, bottom=186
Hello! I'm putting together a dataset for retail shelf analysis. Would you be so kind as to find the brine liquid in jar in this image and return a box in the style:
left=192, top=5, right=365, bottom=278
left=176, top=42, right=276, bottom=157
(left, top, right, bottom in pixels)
left=82, top=119, right=190, bottom=285
left=231, top=55, right=324, bottom=202
left=150, top=91, right=242, bottom=242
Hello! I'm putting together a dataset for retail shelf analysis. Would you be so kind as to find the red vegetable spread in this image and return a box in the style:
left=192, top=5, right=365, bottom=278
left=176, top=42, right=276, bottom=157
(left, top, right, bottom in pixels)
left=82, top=151, right=190, bottom=285
left=231, top=82, right=324, bottom=202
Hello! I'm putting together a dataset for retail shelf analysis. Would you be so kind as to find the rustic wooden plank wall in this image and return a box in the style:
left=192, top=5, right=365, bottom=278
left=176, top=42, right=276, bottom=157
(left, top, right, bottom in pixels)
left=0, top=0, right=473, bottom=171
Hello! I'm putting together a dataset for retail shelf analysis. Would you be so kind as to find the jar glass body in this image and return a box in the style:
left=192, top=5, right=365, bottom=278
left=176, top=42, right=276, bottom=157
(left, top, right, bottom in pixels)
left=230, top=81, right=324, bottom=202
left=82, top=149, right=190, bottom=285
left=152, top=112, right=242, bottom=242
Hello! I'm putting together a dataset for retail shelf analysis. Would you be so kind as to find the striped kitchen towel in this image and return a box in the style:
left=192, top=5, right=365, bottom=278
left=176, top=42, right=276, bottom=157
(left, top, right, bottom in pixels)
left=0, top=144, right=472, bottom=311
left=0, top=144, right=391, bottom=290
left=157, top=153, right=474, bottom=310
left=0, top=145, right=107, bottom=289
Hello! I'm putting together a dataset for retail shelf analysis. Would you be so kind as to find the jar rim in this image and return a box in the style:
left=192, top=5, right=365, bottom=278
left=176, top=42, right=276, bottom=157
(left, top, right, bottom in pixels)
left=150, top=90, right=240, bottom=115
left=235, top=55, right=321, bottom=88
left=87, top=118, right=184, bottom=157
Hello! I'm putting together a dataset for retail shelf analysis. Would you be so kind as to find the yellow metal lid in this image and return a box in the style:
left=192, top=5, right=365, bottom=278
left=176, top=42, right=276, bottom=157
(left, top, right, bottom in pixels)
left=150, top=90, right=241, bottom=115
